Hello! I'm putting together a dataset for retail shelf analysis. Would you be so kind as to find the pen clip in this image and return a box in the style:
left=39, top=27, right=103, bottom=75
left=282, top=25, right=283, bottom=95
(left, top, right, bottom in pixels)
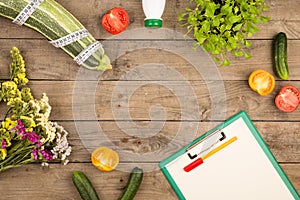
left=187, top=129, right=226, bottom=160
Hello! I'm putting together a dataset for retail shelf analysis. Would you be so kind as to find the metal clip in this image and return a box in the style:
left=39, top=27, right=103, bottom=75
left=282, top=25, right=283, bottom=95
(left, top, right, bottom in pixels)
left=187, top=129, right=226, bottom=160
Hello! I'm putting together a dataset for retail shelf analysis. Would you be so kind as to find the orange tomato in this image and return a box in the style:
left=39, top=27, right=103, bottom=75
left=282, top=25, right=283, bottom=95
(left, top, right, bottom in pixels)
left=91, top=146, right=119, bottom=172
left=248, top=69, right=275, bottom=96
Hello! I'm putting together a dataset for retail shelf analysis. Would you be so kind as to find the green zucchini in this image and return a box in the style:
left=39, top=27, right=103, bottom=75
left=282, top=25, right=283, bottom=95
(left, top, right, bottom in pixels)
left=0, top=0, right=111, bottom=71
left=273, top=32, right=289, bottom=80
left=118, top=167, right=143, bottom=200
left=72, top=171, right=100, bottom=200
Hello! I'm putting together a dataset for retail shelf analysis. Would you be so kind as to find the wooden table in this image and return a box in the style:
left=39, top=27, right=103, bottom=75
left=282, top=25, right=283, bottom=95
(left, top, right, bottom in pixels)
left=0, top=0, right=299, bottom=199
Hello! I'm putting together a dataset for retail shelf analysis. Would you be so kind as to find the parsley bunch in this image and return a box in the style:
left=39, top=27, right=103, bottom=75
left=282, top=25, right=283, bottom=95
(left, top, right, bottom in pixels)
left=179, top=0, right=270, bottom=66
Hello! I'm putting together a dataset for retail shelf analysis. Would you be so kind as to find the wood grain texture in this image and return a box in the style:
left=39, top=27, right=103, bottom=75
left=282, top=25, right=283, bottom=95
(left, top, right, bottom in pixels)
left=0, top=0, right=299, bottom=198
left=0, top=163, right=298, bottom=200
left=1, top=39, right=300, bottom=81
left=0, top=0, right=300, bottom=39
left=1, top=80, right=299, bottom=121
left=52, top=121, right=300, bottom=163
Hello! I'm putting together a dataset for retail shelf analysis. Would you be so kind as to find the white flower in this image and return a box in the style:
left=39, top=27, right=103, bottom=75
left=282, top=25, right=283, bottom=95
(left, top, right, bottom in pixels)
left=41, top=162, right=49, bottom=167
left=50, top=122, right=72, bottom=164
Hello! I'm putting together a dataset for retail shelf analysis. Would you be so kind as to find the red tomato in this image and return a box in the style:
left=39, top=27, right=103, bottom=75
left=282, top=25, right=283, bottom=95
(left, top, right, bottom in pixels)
left=101, top=7, right=129, bottom=35
left=275, top=85, right=300, bottom=112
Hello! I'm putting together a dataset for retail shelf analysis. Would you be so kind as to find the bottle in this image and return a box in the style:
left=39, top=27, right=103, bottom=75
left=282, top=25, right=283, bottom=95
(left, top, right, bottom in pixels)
left=142, top=0, right=166, bottom=28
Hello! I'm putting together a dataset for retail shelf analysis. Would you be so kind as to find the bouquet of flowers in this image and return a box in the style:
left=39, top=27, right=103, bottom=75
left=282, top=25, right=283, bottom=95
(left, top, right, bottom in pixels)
left=0, top=47, right=71, bottom=172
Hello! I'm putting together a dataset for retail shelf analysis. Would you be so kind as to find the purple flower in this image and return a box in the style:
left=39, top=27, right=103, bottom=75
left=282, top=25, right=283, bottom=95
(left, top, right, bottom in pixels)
left=11, top=120, right=42, bottom=146
left=32, top=148, right=38, bottom=160
left=40, top=150, right=53, bottom=161
left=1, top=140, right=6, bottom=149
left=32, top=149, right=53, bottom=161
left=37, top=142, right=42, bottom=148
left=27, top=131, right=40, bottom=145
left=11, top=120, right=26, bottom=136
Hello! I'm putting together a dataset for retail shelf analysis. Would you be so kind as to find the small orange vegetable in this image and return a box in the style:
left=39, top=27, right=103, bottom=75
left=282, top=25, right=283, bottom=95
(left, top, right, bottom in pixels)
left=91, top=146, right=119, bottom=172
left=248, top=69, right=275, bottom=96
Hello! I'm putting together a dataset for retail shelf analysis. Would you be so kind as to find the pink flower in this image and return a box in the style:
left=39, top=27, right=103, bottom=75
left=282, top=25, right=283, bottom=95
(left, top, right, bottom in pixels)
left=32, top=149, right=53, bottom=161
left=13, top=120, right=26, bottom=136
left=27, top=131, right=40, bottom=145
left=40, top=150, right=53, bottom=161
left=1, top=140, right=6, bottom=149
left=11, top=120, right=41, bottom=145
left=32, top=148, right=38, bottom=160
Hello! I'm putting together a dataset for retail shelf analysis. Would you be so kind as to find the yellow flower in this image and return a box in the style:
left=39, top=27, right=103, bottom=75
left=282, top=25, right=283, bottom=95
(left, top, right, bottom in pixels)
left=1, top=118, right=17, bottom=130
left=10, top=47, right=27, bottom=87
left=0, top=148, right=7, bottom=160
left=4, top=138, right=11, bottom=147
left=21, top=87, right=33, bottom=102
left=2, top=81, right=17, bottom=92
left=20, top=116, right=36, bottom=128
left=7, top=96, right=23, bottom=107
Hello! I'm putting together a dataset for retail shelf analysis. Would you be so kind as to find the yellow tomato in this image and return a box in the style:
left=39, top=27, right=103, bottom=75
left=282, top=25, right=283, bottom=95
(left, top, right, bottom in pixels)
left=248, top=69, right=275, bottom=96
left=91, top=146, right=119, bottom=172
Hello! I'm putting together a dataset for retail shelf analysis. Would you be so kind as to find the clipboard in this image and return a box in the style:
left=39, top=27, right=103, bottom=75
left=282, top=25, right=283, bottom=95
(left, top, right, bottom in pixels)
left=159, top=111, right=299, bottom=200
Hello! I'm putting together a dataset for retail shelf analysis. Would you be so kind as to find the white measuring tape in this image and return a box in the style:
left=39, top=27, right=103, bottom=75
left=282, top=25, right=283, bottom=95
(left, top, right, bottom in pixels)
left=13, top=0, right=44, bottom=26
left=50, top=29, right=91, bottom=48
left=74, top=41, right=103, bottom=65
left=13, top=0, right=102, bottom=66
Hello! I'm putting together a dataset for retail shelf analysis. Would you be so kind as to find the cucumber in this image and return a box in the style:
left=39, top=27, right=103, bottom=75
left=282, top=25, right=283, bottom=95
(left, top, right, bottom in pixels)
left=273, top=32, right=289, bottom=80
left=118, top=167, right=143, bottom=200
left=0, top=0, right=111, bottom=71
left=72, top=171, right=100, bottom=200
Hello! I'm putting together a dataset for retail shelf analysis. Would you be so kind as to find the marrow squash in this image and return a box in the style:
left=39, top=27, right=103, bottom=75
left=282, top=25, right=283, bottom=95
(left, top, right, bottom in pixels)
left=0, top=0, right=111, bottom=71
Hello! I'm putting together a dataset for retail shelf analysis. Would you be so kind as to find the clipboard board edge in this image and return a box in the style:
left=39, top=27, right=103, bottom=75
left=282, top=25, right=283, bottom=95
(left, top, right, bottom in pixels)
left=158, top=111, right=246, bottom=200
left=159, top=110, right=300, bottom=199
left=242, top=112, right=300, bottom=199
left=160, top=166, right=186, bottom=200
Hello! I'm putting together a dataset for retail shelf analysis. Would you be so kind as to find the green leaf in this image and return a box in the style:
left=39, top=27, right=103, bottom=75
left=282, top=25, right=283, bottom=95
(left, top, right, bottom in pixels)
left=214, top=56, right=220, bottom=62
left=178, top=12, right=187, bottom=21
left=201, top=20, right=211, bottom=33
left=212, top=18, right=220, bottom=27
left=244, top=40, right=252, bottom=47
left=260, top=16, right=270, bottom=23
left=246, top=22, right=259, bottom=34
left=229, top=15, right=242, bottom=24
left=233, top=51, right=243, bottom=57
left=226, top=44, right=233, bottom=51
left=221, top=4, right=233, bottom=15
left=244, top=52, right=252, bottom=59
left=220, top=24, right=226, bottom=33
left=194, top=31, right=207, bottom=45
left=234, top=6, right=240, bottom=14
left=205, top=3, right=218, bottom=18
left=226, top=23, right=232, bottom=30
left=232, top=23, right=243, bottom=31
left=221, top=59, right=230, bottom=66
left=186, top=7, right=192, bottom=12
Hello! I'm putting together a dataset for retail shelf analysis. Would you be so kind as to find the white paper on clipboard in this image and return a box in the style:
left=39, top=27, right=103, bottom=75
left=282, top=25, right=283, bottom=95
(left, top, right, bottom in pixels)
left=159, top=111, right=299, bottom=200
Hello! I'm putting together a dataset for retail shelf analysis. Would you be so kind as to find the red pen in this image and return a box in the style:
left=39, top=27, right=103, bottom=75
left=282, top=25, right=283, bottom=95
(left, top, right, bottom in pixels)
left=183, top=136, right=237, bottom=172
left=183, top=158, right=204, bottom=172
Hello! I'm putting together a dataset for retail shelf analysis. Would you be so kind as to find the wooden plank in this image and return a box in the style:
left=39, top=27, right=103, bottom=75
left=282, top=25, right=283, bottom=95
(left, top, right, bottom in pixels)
left=9, top=121, right=295, bottom=163
left=0, top=39, right=300, bottom=81
left=0, top=163, right=298, bottom=200
left=0, top=0, right=300, bottom=40
left=1, top=80, right=299, bottom=121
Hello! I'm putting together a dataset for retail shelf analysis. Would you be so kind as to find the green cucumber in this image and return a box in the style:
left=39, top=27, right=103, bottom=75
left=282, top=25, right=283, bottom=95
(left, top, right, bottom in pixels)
left=0, top=0, right=111, bottom=71
left=273, top=32, right=289, bottom=80
left=72, top=171, right=100, bottom=200
left=118, top=167, right=143, bottom=200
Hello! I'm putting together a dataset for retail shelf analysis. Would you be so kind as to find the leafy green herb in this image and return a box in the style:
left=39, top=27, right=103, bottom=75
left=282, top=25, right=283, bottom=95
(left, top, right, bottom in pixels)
left=179, top=0, right=270, bottom=66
